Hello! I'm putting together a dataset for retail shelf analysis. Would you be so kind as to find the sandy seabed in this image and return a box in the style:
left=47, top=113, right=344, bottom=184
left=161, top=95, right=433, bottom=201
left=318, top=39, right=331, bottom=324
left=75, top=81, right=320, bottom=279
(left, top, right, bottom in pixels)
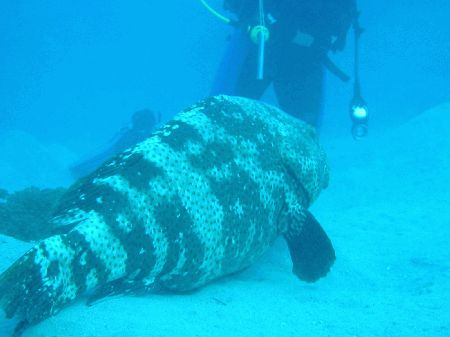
left=1, top=103, right=449, bottom=337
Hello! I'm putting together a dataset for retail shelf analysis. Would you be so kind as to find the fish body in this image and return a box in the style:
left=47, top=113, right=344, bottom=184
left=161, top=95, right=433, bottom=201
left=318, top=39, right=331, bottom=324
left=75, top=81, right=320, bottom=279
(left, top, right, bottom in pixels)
left=0, top=95, right=333, bottom=334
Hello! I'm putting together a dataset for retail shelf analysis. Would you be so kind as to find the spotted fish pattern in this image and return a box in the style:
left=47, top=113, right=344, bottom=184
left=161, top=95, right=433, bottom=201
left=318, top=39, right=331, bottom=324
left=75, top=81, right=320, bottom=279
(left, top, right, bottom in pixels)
left=0, top=95, right=331, bottom=333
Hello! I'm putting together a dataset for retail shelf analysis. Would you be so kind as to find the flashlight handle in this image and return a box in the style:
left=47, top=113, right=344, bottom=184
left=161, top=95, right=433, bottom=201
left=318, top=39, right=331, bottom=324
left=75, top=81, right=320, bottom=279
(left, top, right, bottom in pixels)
left=257, top=31, right=265, bottom=80
left=353, top=11, right=363, bottom=96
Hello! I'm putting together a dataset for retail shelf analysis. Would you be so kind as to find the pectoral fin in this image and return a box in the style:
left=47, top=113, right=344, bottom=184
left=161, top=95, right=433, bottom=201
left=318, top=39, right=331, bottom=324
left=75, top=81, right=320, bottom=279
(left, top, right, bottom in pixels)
left=284, top=211, right=335, bottom=282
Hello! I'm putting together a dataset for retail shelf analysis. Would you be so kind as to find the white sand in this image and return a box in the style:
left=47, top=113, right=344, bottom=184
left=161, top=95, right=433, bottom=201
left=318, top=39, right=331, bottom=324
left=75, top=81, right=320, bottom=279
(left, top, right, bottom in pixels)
left=1, top=103, right=449, bottom=336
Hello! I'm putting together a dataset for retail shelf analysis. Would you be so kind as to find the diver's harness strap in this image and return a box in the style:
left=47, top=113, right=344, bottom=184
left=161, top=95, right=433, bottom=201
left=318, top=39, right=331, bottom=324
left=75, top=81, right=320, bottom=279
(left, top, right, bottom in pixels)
left=249, top=25, right=351, bottom=82
left=321, top=54, right=351, bottom=82
left=200, top=0, right=351, bottom=82
left=238, top=16, right=351, bottom=82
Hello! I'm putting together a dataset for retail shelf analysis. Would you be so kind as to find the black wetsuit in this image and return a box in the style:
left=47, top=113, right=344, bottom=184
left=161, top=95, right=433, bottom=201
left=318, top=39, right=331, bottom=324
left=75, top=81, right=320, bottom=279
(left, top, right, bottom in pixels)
left=223, top=0, right=356, bottom=127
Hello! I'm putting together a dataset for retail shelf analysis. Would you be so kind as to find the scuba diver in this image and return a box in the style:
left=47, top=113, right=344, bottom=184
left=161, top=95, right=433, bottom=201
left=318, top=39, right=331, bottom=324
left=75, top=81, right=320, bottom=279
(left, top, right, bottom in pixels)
left=70, top=109, right=161, bottom=179
left=212, top=0, right=358, bottom=129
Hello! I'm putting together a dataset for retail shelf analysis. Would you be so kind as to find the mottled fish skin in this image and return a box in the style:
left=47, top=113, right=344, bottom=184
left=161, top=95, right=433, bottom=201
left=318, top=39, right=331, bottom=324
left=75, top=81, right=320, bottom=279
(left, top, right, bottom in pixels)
left=0, top=95, right=329, bottom=329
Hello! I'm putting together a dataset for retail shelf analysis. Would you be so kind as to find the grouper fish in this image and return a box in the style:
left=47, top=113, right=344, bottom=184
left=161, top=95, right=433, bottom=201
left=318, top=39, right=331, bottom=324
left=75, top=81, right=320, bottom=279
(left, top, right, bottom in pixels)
left=0, top=95, right=334, bottom=335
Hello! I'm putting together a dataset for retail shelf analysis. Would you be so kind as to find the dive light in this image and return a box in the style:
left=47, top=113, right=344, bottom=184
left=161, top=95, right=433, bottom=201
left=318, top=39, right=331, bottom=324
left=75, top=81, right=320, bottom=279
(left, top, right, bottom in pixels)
left=349, top=10, right=368, bottom=140
left=350, top=92, right=368, bottom=140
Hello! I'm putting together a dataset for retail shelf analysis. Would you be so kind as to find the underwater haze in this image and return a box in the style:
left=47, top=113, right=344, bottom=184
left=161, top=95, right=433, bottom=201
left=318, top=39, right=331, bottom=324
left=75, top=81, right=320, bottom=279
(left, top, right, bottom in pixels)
left=0, top=1, right=449, bottom=336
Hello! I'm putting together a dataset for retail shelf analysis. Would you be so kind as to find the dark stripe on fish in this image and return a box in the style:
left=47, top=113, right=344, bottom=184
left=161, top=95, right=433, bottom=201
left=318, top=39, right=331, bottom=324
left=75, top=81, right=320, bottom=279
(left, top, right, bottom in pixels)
left=154, top=194, right=206, bottom=290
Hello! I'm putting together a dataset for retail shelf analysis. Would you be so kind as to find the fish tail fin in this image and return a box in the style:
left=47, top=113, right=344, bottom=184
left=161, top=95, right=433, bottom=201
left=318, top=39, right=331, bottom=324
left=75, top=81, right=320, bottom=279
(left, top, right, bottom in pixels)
left=0, top=235, right=79, bottom=334
left=0, top=309, right=23, bottom=337
left=0, top=249, right=40, bottom=335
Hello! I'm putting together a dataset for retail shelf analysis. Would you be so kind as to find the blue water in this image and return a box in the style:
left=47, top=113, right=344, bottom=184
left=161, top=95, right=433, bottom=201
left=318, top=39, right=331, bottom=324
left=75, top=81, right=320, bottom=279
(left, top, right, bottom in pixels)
left=1, top=0, right=449, bottom=152
left=0, top=1, right=449, bottom=336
